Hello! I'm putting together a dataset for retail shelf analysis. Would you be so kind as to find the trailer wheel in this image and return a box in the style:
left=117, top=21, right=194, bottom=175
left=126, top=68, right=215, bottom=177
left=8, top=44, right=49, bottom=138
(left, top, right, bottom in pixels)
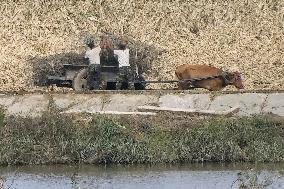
left=134, top=75, right=146, bottom=90
left=72, top=68, right=88, bottom=91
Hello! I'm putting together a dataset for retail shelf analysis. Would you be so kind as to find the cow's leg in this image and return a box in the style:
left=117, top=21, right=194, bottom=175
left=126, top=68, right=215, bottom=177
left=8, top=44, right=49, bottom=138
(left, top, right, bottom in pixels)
left=205, top=80, right=224, bottom=91
left=177, top=82, right=184, bottom=90
left=178, top=80, right=191, bottom=90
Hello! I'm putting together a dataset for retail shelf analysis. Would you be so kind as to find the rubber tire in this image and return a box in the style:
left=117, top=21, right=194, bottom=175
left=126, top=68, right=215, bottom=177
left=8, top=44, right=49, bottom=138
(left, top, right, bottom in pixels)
left=72, top=68, right=88, bottom=91
left=134, top=75, right=146, bottom=90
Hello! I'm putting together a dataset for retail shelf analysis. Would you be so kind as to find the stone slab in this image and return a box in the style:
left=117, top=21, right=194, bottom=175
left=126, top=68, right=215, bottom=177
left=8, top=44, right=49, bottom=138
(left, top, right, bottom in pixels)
left=263, top=93, right=284, bottom=116
left=208, top=93, right=268, bottom=116
left=102, top=94, right=159, bottom=112
left=159, top=94, right=211, bottom=110
left=62, top=95, right=103, bottom=113
left=0, top=95, right=16, bottom=108
left=6, top=94, right=49, bottom=117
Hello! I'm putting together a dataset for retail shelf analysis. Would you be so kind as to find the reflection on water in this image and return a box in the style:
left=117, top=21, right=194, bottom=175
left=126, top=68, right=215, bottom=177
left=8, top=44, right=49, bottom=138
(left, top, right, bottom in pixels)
left=0, top=163, right=284, bottom=189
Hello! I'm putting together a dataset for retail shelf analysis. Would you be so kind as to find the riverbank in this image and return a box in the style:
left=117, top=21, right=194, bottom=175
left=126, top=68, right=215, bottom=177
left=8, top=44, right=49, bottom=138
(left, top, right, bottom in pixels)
left=0, top=109, right=283, bottom=165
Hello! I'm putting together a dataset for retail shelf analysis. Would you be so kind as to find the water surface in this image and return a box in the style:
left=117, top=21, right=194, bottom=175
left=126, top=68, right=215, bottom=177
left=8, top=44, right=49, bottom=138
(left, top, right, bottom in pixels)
left=1, top=163, right=284, bottom=189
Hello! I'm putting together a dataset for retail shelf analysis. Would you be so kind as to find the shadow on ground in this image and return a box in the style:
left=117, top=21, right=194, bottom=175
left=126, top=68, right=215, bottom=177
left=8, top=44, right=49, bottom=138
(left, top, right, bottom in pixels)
left=29, top=52, right=86, bottom=86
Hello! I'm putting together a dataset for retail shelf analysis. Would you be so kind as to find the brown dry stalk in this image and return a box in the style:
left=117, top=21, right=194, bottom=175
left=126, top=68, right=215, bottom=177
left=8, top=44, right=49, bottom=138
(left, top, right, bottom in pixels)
left=0, top=0, right=283, bottom=91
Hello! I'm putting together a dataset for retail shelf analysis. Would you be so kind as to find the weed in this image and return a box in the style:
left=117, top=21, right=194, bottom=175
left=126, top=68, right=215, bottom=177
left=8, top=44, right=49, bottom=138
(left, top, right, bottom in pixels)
left=0, top=112, right=283, bottom=165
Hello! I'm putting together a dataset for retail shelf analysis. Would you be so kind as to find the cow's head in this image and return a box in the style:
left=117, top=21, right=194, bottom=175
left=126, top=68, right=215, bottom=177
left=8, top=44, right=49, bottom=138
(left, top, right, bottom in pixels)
left=231, top=72, right=244, bottom=89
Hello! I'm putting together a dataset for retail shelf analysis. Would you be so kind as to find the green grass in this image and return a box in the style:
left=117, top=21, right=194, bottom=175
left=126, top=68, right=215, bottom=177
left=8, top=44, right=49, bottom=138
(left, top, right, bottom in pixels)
left=0, top=110, right=283, bottom=165
left=0, top=107, right=4, bottom=128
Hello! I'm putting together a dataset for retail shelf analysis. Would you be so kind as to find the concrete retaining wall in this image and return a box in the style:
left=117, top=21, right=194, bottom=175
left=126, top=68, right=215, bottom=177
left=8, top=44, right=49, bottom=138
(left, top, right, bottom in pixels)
left=0, top=91, right=283, bottom=117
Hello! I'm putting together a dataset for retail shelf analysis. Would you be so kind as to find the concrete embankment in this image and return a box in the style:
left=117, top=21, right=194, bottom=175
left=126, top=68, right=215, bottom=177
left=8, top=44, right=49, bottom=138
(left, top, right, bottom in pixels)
left=0, top=91, right=283, bottom=117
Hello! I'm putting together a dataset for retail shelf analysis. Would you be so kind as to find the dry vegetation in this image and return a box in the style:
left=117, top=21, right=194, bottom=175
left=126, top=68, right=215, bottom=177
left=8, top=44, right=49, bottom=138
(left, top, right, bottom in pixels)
left=0, top=0, right=283, bottom=91
left=1, top=108, right=284, bottom=164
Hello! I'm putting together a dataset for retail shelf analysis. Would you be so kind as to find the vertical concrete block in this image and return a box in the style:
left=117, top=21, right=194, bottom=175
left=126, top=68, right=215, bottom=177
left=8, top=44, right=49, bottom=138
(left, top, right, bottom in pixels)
left=209, top=93, right=268, bottom=116
left=263, top=93, right=284, bottom=116
left=7, top=94, right=49, bottom=117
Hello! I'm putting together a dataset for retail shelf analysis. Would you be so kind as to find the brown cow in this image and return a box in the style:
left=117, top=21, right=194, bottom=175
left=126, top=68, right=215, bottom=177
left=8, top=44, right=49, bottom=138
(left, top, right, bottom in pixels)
left=175, top=64, right=244, bottom=91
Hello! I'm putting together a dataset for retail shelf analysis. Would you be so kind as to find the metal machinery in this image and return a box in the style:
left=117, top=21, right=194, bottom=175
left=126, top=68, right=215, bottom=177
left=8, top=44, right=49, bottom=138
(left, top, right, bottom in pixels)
left=47, top=37, right=146, bottom=91
left=47, top=62, right=146, bottom=92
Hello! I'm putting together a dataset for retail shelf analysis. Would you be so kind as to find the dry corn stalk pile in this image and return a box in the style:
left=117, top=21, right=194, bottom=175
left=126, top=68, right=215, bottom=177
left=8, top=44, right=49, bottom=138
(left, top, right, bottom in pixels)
left=0, top=0, right=283, bottom=91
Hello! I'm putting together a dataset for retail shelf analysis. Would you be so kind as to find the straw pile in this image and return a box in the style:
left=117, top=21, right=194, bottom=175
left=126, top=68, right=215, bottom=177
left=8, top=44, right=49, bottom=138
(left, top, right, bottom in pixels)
left=0, top=0, right=283, bottom=91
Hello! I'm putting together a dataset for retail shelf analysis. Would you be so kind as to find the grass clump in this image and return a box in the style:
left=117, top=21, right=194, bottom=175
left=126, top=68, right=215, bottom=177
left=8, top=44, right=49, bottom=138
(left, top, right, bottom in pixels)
left=0, top=112, right=283, bottom=165
left=0, top=107, right=4, bottom=128
left=177, top=116, right=284, bottom=162
left=235, top=169, right=284, bottom=189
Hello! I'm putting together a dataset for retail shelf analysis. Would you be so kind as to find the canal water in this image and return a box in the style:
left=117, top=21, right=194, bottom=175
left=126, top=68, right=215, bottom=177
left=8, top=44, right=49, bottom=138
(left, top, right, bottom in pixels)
left=0, top=163, right=284, bottom=189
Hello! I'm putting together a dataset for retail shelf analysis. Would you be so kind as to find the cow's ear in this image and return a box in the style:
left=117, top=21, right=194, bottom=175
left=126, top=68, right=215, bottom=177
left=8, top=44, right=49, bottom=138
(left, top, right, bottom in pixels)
left=234, top=72, right=242, bottom=80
